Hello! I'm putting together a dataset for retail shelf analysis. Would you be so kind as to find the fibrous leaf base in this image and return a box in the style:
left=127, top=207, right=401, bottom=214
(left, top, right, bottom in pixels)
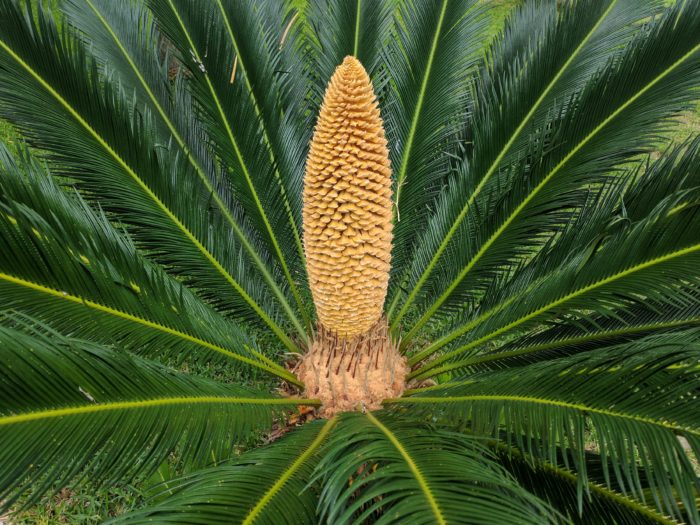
left=297, top=319, right=406, bottom=417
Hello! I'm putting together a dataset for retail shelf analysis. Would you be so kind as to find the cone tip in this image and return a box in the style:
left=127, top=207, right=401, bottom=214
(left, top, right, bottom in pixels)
left=335, top=56, right=368, bottom=84
left=340, top=55, right=364, bottom=72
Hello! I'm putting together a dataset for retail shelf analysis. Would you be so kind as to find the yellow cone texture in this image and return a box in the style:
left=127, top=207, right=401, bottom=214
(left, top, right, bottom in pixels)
left=303, top=56, right=393, bottom=339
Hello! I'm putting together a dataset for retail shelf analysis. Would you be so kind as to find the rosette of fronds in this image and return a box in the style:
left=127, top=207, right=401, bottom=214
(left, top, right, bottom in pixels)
left=0, top=0, right=699, bottom=523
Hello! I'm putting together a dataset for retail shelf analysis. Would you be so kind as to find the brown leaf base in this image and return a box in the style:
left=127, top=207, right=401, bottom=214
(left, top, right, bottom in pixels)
left=296, top=318, right=407, bottom=417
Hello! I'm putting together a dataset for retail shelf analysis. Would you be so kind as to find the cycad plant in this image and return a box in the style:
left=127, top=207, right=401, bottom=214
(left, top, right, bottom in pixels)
left=0, top=0, right=699, bottom=522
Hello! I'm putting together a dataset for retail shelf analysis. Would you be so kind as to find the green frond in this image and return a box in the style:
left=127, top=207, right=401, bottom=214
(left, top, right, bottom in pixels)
left=62, top=0, right=178, bottom=142
left=412, top=138, right=700, bottom=372
left=113, top=419, right=335, bottom=525
left=62, top=0, right=311, bottom=333
left=445, top=288, right=700, bottom=374
left=208, top=0, right=312, bottom=323
left=302, top=0, right=395, bottom=87
left=0, top=147, right=299, bottom=385
left=0, top=319, right=317, bottom=511
left=389, top=331, right=700, bottom=522
left=0, top=1, right=302, bottom=350
left=392, top=0, right=698, bottom=339
left=314, top=412, right=557, bottom=525
left=497, top=445, right=678, bottom=525
left=384, top=0, right=489, bottom=305
left=146, top=0, right=311, bottom=331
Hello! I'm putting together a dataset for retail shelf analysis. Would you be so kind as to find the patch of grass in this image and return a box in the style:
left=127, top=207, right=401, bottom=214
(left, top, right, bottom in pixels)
left=482, top=0, right=522, bottom=35
left=2, top=485, right=142, bottom=525
left=0, top=120, right=15, bottom=146
left=670, top=101, right=700, bottom=142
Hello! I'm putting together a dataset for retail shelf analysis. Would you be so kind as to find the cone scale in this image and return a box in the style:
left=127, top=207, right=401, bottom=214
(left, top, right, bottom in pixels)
left=299, top=57, right=406, bottom=416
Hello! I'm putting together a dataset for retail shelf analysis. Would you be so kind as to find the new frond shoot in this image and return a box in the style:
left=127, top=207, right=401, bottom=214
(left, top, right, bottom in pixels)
left=299, top=57, right=406, bottom=416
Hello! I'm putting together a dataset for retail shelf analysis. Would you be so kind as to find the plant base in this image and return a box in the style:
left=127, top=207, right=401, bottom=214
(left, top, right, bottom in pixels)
left=297, top=319, right=407, bottom=417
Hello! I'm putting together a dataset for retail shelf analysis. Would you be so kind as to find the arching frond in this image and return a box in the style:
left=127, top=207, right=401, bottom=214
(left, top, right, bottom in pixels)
left=112, top=420, right=336, bottom=525
left=0, top=147, right=298, bottom=385
left=383, top=0, right=489, bottom=301
left=393, top=0, right=698, bottom=339
left=0, top=1, right=302, bottom=350
left=62, top=0, right=311, bottom=334
left=389, top=332, right=700, bottom=523
left=146, top=0, right=311, bottom=332
left=314, top=412, right=557, bottom=525
left=209, top=0, right=313, bottom=322
left=0, top=319, right=317, bottom=511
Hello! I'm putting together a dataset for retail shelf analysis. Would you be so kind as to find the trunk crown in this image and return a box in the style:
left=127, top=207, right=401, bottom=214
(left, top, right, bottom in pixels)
left=303, top=56, right=393, bottom=339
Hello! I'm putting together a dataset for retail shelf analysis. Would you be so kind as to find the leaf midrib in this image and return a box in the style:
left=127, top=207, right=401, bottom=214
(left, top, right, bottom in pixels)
left=241, top=418, right=337, bottom=525
left=365, top=411, right=447, bottom=525
left=0, top=271, right=301, bottom=386
left=392, top=0, right=449, bottom=217
left=0, top=34, right=299, bottom=354
left=384, top=395, right=699, bottom=437
left=353, top=0, right=362, bottom=57
left=166, top=0, right=309, bottom=340
left=83, top=0, right=307, bottom=338
left=0, top=396, right=319, bottom=426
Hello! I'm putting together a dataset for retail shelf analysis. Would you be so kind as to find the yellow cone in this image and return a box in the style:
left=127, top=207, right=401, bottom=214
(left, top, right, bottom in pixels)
left=303, top=56, right=393, bottom=339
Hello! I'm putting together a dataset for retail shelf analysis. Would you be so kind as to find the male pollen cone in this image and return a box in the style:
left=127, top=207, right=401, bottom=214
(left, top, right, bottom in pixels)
left=303, top=56, right=393, bottom=339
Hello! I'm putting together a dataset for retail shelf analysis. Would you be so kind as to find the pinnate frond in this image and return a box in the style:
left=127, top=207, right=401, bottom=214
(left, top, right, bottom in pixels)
left=0, top=147, right=297, bottom=384
left=314, top=412, right=557, bottom=525
left=0, top=319, right=315, bottom=511
left=391, top=331, right=700, bottom=522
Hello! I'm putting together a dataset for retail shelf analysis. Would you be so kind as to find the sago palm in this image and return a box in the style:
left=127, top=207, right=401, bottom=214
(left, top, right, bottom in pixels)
left=0, top=0, right=699, bottom=523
